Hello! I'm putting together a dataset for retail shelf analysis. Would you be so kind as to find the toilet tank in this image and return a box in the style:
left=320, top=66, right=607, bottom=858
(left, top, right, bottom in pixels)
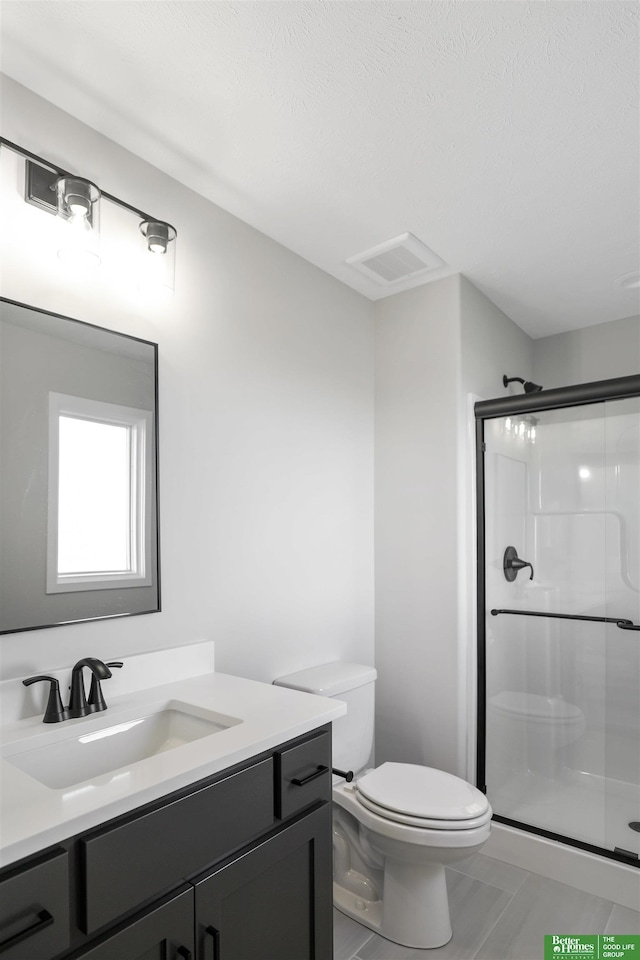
left=274, top=662, right=377, bottom=775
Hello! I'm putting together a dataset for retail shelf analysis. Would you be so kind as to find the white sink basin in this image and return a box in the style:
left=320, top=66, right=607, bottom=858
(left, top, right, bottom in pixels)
left=4, top=702, right=241, bottom=789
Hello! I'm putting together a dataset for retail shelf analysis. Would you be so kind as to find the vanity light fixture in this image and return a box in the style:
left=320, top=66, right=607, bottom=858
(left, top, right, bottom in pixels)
left=140, top=220, right=175, bottom=255
left=139, top=219, right=177, bottom=296
left=55, top=175, right=101, bottom=266
left=1, top=137, right=178, bottom=293
left=502, top=414, right=538, bottom=444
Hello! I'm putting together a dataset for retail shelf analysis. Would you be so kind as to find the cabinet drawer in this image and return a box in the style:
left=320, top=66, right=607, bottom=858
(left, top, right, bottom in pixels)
left=80, top=757, right=274, bottom=934
left=275, top=729, right=331, bottom=820
left=0, top=847, right=69, bottom=960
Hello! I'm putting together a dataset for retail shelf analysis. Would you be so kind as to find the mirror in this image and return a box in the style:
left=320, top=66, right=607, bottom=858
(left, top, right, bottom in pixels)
left=0, top=297, right=159, bottom=633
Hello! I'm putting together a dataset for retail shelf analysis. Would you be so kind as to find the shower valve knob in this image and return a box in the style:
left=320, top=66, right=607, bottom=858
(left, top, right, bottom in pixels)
left=503, top=546, right=534, bottom=582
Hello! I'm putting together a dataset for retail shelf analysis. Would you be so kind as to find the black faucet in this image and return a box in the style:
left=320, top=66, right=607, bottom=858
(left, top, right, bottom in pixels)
left=87, top=661, right=123, bottom=711
left=22, top=675, right=68, bottom=723
left=68, top=658, right=114, bottom=719
left=24, top=658, right=124, bottom=723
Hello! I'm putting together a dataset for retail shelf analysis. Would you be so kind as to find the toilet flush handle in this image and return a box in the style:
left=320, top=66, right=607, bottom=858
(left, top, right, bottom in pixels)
left=333, top=767, right=354, bottom=782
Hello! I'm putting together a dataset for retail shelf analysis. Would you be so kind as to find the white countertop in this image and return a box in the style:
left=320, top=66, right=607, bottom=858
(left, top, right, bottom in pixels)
left=0, top=646, right=345, bottom=868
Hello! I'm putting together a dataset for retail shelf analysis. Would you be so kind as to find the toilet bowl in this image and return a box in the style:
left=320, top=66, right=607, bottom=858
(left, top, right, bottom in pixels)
left=274, top=662, right=492, bottom=949
left=332, top=763, right=491, bottom=948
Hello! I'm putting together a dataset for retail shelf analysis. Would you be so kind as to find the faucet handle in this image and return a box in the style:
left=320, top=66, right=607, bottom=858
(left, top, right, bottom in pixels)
left=23, top=675, right=67, bottom=723
left=87, top=661, right=123, bottom=711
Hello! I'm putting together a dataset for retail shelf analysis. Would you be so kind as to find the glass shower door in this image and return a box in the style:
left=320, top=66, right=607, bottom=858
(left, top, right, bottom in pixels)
left=603, top=397, right=640, bottom=858
left=482, top=396, right=640, bottom=859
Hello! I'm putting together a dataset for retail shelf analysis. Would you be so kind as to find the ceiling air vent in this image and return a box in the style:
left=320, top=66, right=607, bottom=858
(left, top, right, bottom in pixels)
left=346, top=233, right=445, bottom=285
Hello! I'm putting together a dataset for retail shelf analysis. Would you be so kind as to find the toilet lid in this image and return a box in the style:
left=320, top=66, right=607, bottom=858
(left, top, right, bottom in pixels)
left=355, top=762, right=490, bottom=821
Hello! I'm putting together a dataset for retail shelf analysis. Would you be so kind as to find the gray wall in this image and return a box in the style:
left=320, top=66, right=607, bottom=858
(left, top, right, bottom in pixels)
left=461, top=275, right=534, bottom=401
left=533, top=314, right=640, bottom=388
left=374, top=276, right=462, bottom=774
left=374, top=276, right=534, bottom=778
left=0, top=75, right=375, bottom=684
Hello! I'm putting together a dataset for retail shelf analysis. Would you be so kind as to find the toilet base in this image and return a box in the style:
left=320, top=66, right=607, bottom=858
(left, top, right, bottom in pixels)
left=334, top=858, right=452, bottom=949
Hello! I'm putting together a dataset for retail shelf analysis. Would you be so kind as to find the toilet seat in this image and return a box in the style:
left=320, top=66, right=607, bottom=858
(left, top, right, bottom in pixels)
left=355, top=792, right=493, bottom=829
left=354, top=762, right=491, bottom=830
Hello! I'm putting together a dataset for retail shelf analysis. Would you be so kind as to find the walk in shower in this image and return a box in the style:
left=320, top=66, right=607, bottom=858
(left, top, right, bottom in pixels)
left=475, top=374, right=640, bottom=866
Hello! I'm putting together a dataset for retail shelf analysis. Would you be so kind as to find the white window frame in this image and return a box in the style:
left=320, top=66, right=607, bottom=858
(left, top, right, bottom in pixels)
left=46, top=392, right=153, bottom=593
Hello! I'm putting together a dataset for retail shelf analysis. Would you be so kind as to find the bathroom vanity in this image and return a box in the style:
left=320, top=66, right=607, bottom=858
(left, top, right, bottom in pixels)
left=0, top=645, right=345, bottom=959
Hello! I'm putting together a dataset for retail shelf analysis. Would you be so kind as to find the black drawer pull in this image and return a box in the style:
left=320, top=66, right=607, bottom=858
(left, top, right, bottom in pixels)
left=0, top=909, right=54, bottom=952
left=176, top=947, right=192, bottom=960
left=291, top=765, right=329, bottom=787
left=206, top=925, right=220, bottom=960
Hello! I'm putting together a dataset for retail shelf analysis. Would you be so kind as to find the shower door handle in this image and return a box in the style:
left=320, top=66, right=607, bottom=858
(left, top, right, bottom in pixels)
left=491, top=609, right=640, bottom=631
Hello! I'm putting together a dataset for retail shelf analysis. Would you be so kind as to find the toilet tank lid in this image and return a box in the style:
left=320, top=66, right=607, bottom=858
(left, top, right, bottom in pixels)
left=274, top=662, right=377, bottom=696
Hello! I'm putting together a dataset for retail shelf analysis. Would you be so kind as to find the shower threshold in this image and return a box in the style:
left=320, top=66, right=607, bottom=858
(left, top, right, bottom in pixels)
left=489, top=768, right=640, bottom=862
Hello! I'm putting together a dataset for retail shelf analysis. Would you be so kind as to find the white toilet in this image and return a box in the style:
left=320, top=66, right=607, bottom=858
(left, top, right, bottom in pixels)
left=274, top=661, right=492, bottom=949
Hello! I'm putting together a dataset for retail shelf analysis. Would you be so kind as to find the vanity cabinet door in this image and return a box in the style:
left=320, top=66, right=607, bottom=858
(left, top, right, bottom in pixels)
left=194, top=804, right=332, bottom=960
left=62, top=885, right=195, bottom=960
left=0, top=847, right=69, bottom=960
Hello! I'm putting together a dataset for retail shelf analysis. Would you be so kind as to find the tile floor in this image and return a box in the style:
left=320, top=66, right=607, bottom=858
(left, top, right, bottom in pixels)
left=333, top=852, right=640, bottom=960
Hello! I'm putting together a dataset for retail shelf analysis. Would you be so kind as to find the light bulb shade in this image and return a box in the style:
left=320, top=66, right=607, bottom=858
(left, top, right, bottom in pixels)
left=139, top=220, right=177, bottom=296
left=140, top=220, right=176, bottom=253
left=55, top=176, right=101, bottom=267
left=55, top=176, right=100, bottom=222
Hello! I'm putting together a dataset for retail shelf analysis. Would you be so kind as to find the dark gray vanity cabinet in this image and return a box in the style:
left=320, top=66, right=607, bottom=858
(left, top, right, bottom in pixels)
left=194, top=804, right=332, bottom=960
left=0, top=847, right=70, bottom=959
left=63, top=886, right=195, bottom=960
left=0, top=724, right=333, bottom=960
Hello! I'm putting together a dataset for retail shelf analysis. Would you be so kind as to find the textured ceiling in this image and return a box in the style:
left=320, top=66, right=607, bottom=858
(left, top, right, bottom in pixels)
left=1, top=1, right=639, bottom=338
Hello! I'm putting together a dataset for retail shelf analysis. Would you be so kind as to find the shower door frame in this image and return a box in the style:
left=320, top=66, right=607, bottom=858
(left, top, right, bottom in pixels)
left=474, top=373, right=640, bottom=867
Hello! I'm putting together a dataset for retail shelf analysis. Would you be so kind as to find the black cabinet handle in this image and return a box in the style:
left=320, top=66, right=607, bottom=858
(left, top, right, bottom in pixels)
left=205, top=925, right=220, bottom=960
left=176, top=947, right=192, bottom=960
left=0, top=909, right=54, bottom=951
left=291, top=764, right=329, bottom=787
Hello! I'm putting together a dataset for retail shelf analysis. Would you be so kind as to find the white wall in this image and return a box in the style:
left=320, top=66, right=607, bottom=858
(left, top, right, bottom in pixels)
left=0, top=76, right=375, bottom=685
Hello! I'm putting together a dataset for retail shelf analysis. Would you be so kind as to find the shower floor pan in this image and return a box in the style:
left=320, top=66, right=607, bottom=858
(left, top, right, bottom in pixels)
left=490, top=769, right=640, bottom=859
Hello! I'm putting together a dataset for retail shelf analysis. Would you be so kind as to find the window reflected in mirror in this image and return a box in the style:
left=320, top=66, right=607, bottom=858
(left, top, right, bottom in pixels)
left=0, top=298, right=159, bottom=633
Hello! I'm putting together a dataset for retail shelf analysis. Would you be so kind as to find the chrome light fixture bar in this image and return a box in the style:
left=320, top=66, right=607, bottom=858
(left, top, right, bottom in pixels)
left=3, top=137, right=177, bottom=292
